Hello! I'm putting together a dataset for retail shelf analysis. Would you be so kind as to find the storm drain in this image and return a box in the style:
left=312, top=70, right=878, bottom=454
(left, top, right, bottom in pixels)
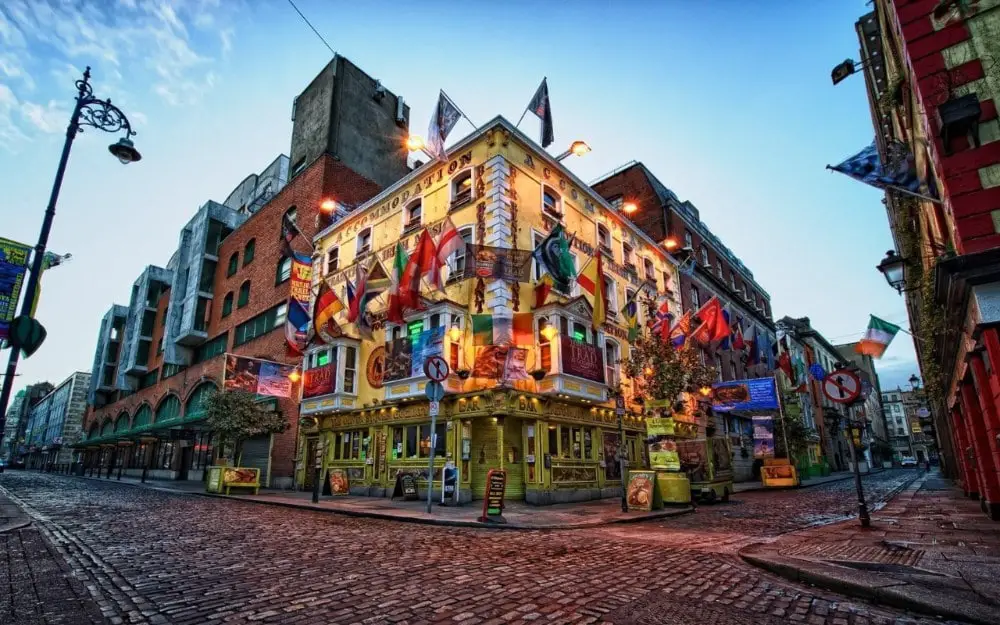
left=780, top=542, right=925, bottom=566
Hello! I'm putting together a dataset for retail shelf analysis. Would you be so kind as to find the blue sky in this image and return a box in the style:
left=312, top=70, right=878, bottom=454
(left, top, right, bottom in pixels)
left=0, top=0, right=919, bottom=397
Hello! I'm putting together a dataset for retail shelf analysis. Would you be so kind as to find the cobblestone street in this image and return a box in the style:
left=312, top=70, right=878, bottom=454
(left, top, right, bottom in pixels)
left=0, top=469, right=960, bottom=625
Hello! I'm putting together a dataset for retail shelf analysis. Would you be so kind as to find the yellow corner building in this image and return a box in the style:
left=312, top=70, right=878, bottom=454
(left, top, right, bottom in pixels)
left=297, top=117, right=682, bottom=505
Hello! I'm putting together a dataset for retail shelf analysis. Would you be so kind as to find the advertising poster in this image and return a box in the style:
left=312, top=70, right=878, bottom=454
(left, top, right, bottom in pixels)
left=383, top=327, right=445, bottom=383
left=752, top=415, right=775, bottom=459
left=328, top=468, right=350, bottom=495
left=626, top=471, right=656, bottom=511
left=462, top=245, right=532, bottom=282
left=648, top=438, right=680, bottom=471
left=224, top=354, right=295, bottom=398
left=712, top=378, right=780, bottom=412
left=303, top=363, right=335, bottom=398
left=472, top=345, right=528, bottom=379
left=410, top=326, right=444, bottom=377
left=0, top=238, right=31, bottom=342
left=560, top=336, right=605, bottom=383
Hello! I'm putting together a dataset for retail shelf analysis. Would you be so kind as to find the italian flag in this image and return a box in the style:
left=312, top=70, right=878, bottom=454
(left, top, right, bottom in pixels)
left=856, top=315, right=901, bottom=359
left=387, top=243, right=409, bottom=323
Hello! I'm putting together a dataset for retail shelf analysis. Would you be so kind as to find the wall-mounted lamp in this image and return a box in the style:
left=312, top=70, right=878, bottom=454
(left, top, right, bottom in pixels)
left=448, top=319, right=462, bottom=342
left=539, top=317, right=558, bottom=341
left=555, top=140, right=591, bottom=162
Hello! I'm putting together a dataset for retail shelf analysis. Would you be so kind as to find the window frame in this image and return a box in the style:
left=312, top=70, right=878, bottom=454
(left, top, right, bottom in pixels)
left=237, top=280, right=251, bottom=308
left=622, top=241, right=635, bottom=267
left=243, top=239, right=256, bottom=266
left=450, top=168, right=473, bottom=209
left=226, top=253, right=239, bottom=277
left=449, top=226, right=475, bottom=283
left=221, top=292, right=234, bottom=318
left=643, top=257, right=655, bottom=282
left=356, top=227, right=372, bottom=257
left=276, top=256, right=292, bottom=285
left=690, top=285, right=700, bottom=309
left=325, top=247, right=340, bottom=275
left=542, top=186, right=563, bottom=220
left=604, top=339, right=620, bottom=387
left=684, top=230, right=693, bottom=248
left=603, top=275, right=618, bottom=318
left=597, top=223, right=612, bottom=256
left=402, top=198, right=423, bottom=234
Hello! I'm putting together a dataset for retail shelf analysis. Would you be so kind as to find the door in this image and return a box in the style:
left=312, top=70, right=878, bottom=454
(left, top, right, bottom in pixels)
left=503, top=418, right=525, bottom=500
left=303, top=437, right=319, bottom=489
left=177, top=446, right=193, bottom=480
left=470, top=419, right=499, bottom=499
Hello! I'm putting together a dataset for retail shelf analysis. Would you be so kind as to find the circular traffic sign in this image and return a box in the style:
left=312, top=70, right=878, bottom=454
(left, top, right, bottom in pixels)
left=424, top=355, right=450, bottom=382
left=823, top=369, right=861, bottom=404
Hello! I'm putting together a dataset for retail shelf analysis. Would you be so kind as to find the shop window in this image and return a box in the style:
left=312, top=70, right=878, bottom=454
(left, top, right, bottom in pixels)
left=547, top=426, right=558, bottom=458
left=237, top=280, right=251, bottom=308
left=276, top=256, right=292, bottom=284
left=542, top=188, right=562, bottom=219
left=227, top=253, right=239, bottom=277
left=243, top=239, right=256, bottom=266
left=333, top=429, right=367, bottom=460
left=550, top=425, right=595, bottom=460
left=393, top=423, right=446, bottom=460
left=451, top=170, right=473, bottom=208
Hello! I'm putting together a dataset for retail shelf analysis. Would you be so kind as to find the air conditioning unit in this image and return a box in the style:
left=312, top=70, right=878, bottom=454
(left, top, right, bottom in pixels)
left=373, top=80, right=386, bottom=103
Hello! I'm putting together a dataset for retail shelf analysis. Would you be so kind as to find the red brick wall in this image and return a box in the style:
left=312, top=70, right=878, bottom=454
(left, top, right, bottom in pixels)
left=592, top=165, right=667, bottom=241
left=84, top=154, right=383, bottom=481
left=889, top=0, right=1000, bottom=254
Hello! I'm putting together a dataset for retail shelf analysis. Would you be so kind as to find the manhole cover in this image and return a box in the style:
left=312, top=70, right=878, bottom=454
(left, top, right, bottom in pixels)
left=605, top=595, right=788, bottom=625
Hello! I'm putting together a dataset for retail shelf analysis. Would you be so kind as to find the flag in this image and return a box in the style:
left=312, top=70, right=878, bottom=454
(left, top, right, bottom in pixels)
left=532, top=224, right=576, bottom=293
left=400, top=230, right=438, bottom=308
left=534, top=274, right=555, bottom=308
left=426, top=90, right=463, bottom=161
left=527, top=78, right=554, bottom=148
left=576, top=255, right=606, bottom=329
left=732, top=315, right=746, bottom=350
left=435, top=217, right=466, bottom=286
left=746, top=325, right=760, bottom=365
left=285, top=299, right=310, bottom=356
left=669, top=311, right=691, bottom=348
left=690, top=297, right=729, bottom=344
left=650, top=296, right=673, bottom=341
left=777, top=351, right=794, bottom=382
left=856, top=315, right=901, bottom=358
left=30, top=251, right=70, bottom=317
left=472, top=315, right=522, bottom=346
left=313, top=280, right=345, bottom=344
left=346, top=265, right=367, bottom=323
left=828, top=141, right=936, bottom=200
left=622, top=293, right=639, bottom=342
left=809, top=363, right=827, bottom=381
left=280, top=211, right=303, bottom=258
left=345, top=277, right=373, bottom=340
left=513, top=313, right=533, bottom=345
left=387, top=242, right=410, bottom=323
left=719, top=307, right=731, bottom=350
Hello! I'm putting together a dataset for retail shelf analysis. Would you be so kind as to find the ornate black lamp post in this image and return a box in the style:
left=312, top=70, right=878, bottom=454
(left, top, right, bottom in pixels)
left=0, top=67, right=141, bottom=435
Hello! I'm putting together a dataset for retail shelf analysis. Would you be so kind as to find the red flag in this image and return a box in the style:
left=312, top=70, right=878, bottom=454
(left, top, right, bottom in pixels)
left=691, top=297, right=728, bottom=344
left=778, top=351, right=795, bottom=382
left=435, top=217, right=466, bottom=287
left=401, top=230, right=438, bottom=308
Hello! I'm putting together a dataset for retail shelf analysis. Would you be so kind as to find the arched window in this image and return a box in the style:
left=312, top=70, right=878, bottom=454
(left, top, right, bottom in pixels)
left=114, top=412, right=130, bottom=433
left=155, top=395, right=181, bottom=423
left=221, top=292, right=234, bottom=318
left=227, top=252, right=239, bottom=277
left=243, top=239, right=256, bottom=266
left=100, top=418, right=114, bottom=437
left=186, top=383, right=217, bottom=421
left=237, top=280, right=251, bottom=308
left=276, top=257, right=292, bottom=284
left=132, top=404, right=152, bottom=429
left=604, top=339, right=620, bottom=386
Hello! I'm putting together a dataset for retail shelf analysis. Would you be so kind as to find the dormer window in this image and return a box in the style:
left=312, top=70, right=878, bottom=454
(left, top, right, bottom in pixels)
left=451, top=170, right=473, bottom=208
left=357, top=228, right=372, bottom=256
left=597, top=224, right=612, bottom=256
left=403, top=199, right=422, bottom=233
left=543, top=188, right=562, bottom=219
left=622, top=242, right=635, bottom=268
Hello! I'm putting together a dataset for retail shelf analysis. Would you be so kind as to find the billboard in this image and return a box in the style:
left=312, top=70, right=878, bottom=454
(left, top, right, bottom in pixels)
left=712, top=377, right=779, bottom=412
left=224, top=354, right=296, bottom=398
left=752, top=415, right=775, bottom=459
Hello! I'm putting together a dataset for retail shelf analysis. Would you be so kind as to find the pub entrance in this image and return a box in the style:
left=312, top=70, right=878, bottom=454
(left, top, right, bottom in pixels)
left=470, top=416, right=524, bottom=501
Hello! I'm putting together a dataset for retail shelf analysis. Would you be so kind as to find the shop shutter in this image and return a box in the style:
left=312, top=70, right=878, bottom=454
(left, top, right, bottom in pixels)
left=240, top=435, right=271, bottom=486
left=470, top=419, right=498, bottom=499
left=503, top=419, right=525, bottom=500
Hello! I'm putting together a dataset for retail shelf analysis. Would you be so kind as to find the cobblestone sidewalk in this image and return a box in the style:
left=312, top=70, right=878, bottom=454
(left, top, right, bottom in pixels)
left=741, top=471, right=1000, bottom=624
left=0, top=489, right=106, bottom=625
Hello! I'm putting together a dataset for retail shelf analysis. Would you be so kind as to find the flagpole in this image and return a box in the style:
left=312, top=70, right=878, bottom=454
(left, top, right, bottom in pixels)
left=441, top=90, right=477, bottom=129
left=515, top=108, right=529, bottom=128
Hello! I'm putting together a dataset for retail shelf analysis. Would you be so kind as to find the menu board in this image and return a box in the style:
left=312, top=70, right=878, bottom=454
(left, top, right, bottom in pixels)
left=391, top=472, right=420, bottom=501
left=328, top=468, right=350, bottom=495
left=480, top=469, right=507, bottom=522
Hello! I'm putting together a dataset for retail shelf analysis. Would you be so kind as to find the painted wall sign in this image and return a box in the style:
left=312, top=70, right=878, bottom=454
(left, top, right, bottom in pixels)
left=560, top=336, right=605, bottom=384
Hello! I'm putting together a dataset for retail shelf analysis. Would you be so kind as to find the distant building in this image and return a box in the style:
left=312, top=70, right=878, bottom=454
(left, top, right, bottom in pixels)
left=22, top=372, right=90, bottom=470
left=836, top=343, right=891, bottom=467
left=1, top=382, right=54, bottom=462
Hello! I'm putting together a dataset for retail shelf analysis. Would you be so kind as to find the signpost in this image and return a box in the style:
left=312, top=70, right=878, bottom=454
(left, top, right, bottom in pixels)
left=614, top=394, right=628, bottom=512
left=424, top=374, right=447, bottom=514
left=827, top=366, right=871, bottom=528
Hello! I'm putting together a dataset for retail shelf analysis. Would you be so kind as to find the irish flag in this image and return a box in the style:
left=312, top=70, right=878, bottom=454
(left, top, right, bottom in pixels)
left=387, top=243, right=409, bottom=323
left=856, top=315, right=901, bottom=358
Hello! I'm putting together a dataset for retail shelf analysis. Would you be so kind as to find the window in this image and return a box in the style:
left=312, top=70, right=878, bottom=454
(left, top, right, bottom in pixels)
left=332, top=429, right=368, bottom=460
left=344, top=346, right=357, bottom=394
left=684, top=230, right=693, bottom=248
left=403, top=199, right=422, bottom=232
left=357, top=228, right=372, bottom=256
left=276, top=257, right=292, bottom=284
left=221, top=292, right=233, bottom=318
left=291, top=159, right=306, bottom=177
left=550, top=424, right=594, bottom=460
left=716, top=260, right=723, bottom=279
left=237, top=281, right=251, bottom=308
left=285, top=206, right=298, bottom=227
left=138, top=369, right=159, bottom=390
left=450, top=227, right=474, bottom=282
left=622, top=242, right=635, bottom=267
left=192, top=334, right=227, bottom=365
left=608, top=196, right=623, bottom=210
left=157, top=335, right=164, bottom=355
left=155, top=395, right=181, bottom=424
left=597, top=224, right=612, bottom=255
left=604, top=340, right=620, bottom=386
left=243, top=239, right=256, bottom=266
left=543, top=188, right=562, bottom=219
left=700, top=247, right=710, bottom=266
left=604, top=276, right=618, bottom=317
left=325, top=247, right=339, bottom=275
left=643, top=258, right=655, bottom=281
left=730, top=272, right=737, bottom=291
left=392, top=423, right=446, bottom=459
left=690, top=286, right=700, bottom=309
left=662, top=271, right=671, bottom=292
left=227, top=253, right=239, bottom=277
left=451, top=170, right=472, bottom=207
left=233, top=306, right=284, bottom=346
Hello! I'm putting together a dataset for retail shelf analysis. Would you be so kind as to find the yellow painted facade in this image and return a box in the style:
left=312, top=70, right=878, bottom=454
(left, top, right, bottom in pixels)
left=298, top=117, right=681, bottom=504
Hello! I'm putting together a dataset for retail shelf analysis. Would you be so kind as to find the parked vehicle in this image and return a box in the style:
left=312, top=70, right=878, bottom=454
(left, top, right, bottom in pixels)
left=900, top=456, right=917, bottom=467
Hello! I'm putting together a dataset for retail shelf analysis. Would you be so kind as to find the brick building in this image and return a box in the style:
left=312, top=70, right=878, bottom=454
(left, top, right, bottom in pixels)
left=592, top=162, right=777, bottom=480
left=847, top=2, right=1000, bottom=518
left=77, top=56, right=409, bottom=487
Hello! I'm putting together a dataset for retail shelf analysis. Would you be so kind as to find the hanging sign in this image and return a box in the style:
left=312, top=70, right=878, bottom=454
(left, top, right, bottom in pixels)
left=822, top=369, right=861, bottom=404
left=0, top=238, right=31, bottom=343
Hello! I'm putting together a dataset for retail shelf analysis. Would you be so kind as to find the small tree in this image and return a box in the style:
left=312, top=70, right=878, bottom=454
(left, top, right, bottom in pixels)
left=773, top=410, right=813, bottom=460
left=205, top=389, right=288, bottom=465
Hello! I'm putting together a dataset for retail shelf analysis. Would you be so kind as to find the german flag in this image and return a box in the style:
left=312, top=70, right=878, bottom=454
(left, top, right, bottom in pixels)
left=313, top=280, right=344, bottom=344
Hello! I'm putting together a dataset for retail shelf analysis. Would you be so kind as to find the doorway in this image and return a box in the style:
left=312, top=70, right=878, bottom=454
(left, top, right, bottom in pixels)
left=178, top=445, right=193, bottom=480
left=470, top=419, right=499, bottom=499
left=303, top=437, right=319, bottom=490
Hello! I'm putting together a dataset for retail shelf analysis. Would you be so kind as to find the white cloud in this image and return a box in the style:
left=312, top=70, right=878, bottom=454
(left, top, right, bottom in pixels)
left=0, top=0, right=237, bottom=145
left=20, top=99, right=67, bottom=133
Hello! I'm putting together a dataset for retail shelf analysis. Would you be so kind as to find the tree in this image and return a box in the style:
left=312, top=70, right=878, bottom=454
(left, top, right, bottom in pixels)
left=773, top=409, right=813, bottom=460
left=621, top=298, right=717, bottom=407
left=204, top=389, right=288, bottom=465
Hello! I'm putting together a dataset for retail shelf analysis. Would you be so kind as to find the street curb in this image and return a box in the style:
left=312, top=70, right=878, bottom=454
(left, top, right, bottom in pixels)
left=73, top=476, right=694, bottom=530
left=739, top=550, right=1000, bottom=625
left=734, top=472, right=857, bottom=494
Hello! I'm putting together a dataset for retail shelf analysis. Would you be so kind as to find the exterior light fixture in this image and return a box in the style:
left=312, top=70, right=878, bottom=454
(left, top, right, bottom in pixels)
left=831, top=59, right=858, bottom=86
left=320, top=199, right=338, bottom=213
left=664, top=237, right=679, bottom=250
left=555, top=140, right=591, bottom=162
left=699, top=386, right=712, bottom=397
left=405, top=135, right=425, bottom=152
left=109, top=137, right=141, bottom=164
left=909, top=374, right=920, bottom=389
left=876, top=250, right=908, bottom=293
left=288, top=370, right=301, bottom=383
left=448, top=319, right=462, bottom=342
left=622, top=201, right=638, bottom=216
left=539, top=317, right=558, bottom=341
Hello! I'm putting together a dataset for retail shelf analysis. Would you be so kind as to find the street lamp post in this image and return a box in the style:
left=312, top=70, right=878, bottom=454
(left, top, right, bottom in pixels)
left=847, top=400, right=872, bottom=528
left=0, top=67, right=140, bottom=435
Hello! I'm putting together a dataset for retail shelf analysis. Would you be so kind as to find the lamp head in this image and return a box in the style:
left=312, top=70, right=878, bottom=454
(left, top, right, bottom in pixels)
left=405, top=135, right=425, bottom=152
left=108, top=137, right=141, bottom=164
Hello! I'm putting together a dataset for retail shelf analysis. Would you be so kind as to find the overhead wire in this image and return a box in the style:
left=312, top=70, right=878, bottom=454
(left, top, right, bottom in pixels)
left=286, top=0, right=336, bottom=57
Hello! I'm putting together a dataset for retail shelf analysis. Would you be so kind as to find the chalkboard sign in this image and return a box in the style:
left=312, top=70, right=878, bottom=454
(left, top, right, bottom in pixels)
left=391, top=472, right=420, bottom=501
left=479, top=469, right=507, bottom=523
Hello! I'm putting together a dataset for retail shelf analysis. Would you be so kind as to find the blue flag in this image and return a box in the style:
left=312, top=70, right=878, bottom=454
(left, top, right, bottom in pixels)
left=828, top=141, right=936, bottom=200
